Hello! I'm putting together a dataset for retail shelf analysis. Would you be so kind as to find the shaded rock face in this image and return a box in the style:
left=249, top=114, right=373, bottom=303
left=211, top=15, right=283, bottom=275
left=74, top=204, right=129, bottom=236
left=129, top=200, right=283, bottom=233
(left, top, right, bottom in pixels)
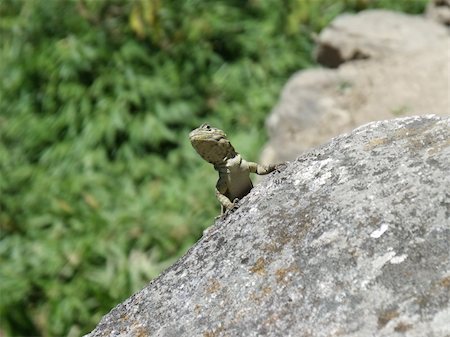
left=87, top=116, right=450, bottom=337
left=426, top=0, right=450, bottom=25
left=262, top=9, right=449, bottom=164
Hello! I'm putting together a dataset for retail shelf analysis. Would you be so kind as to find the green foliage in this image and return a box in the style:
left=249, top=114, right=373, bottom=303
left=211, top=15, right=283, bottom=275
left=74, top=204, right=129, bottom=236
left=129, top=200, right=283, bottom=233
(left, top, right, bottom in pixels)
left=0, top=0, right=427, bottom=335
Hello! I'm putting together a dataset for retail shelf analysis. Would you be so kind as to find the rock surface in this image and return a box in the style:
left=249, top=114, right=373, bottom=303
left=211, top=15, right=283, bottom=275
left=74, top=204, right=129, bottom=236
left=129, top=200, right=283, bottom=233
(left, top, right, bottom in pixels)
left=261, top=9, right=450, bottom=164
left=86, top=115, right=450, bottom=337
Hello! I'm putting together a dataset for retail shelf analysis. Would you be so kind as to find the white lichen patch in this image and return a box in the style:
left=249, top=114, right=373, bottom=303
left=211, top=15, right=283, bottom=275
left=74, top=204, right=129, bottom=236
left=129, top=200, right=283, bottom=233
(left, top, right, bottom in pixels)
left=294, top=158, right=336, bottom=194
left=336, top=166, right=350, bottom=185
left=311, top=229, right=341, bottom=248
left=316, top=170, right=333, bottom=186
left=390, top=254, right=407, bottom=264
left=431, top=307, right=450, bottom=333
left=370, top=224, right=389, bottom=238
left=372, top=250, right=397, bottom=270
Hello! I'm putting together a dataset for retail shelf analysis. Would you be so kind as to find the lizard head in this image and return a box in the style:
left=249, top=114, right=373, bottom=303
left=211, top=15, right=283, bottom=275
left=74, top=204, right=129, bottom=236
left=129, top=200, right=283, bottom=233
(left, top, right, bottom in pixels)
left=189, top=123, right=237, bottom=166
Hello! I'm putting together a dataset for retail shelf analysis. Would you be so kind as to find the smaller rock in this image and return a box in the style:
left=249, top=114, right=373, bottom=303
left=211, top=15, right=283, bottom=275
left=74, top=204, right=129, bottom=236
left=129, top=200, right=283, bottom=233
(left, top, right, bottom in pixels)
left=314, top=9, right=447, bottom=67
left=426, top=0, right=450, bottom=25
left=261, top=9, right=450, bottom=165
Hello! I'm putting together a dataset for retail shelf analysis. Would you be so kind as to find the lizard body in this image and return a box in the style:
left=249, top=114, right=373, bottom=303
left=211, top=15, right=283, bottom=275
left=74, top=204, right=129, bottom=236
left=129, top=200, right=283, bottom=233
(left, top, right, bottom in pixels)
left=189, top=123, right=276, bottom=214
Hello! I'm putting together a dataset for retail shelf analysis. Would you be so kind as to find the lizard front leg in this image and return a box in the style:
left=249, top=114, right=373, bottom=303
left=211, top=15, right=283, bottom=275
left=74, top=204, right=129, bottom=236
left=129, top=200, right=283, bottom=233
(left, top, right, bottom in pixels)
left=248, top=162, right=276, bottom=175
left=215, top=177, right=234, bottom=214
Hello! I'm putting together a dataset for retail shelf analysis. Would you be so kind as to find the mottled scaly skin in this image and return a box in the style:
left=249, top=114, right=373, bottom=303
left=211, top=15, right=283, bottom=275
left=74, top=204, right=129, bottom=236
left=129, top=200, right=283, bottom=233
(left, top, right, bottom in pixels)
left=189, top=123, right=276, bottom=214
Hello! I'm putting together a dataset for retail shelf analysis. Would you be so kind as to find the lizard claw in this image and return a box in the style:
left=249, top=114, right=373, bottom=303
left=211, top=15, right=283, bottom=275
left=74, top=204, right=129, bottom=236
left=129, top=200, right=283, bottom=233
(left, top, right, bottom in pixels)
left=274, top=162, right=288, bottom=173
left=223, top=198, right=240, bottom=217
left=273, top=162, right=288, bottom=184
left=227, top=198, right=240, bottom=213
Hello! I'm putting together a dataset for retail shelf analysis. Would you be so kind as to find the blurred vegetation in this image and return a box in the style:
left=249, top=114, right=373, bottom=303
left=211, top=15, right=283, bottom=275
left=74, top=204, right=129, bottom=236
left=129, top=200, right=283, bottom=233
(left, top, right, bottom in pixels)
left=0, top=0, right=427, bottom=336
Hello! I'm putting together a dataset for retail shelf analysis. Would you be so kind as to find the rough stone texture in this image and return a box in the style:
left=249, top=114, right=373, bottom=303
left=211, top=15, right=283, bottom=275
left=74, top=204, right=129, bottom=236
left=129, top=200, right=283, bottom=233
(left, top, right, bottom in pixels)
left=86, top=115, right=450, bottom=337
left=426, top=0, right=450, bottom=25
left=261, top=9, right=449, bottom=165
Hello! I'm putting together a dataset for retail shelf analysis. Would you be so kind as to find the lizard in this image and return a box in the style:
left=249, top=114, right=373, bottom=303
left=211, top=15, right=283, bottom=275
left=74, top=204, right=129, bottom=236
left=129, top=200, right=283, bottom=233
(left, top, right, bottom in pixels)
left=189, top=123, right=277, bottom=215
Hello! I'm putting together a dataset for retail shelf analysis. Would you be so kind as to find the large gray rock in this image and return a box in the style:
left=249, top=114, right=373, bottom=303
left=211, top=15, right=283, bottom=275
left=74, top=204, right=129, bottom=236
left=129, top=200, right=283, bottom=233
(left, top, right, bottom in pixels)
left=261, top=9, right=450, bottom=165
left=87, top=115, right=450, bottom=337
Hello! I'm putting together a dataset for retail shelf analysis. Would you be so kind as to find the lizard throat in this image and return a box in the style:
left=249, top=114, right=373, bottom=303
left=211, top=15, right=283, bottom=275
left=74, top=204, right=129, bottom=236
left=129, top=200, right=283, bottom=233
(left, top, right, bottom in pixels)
left=214, top=153, right=241, bottom=171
